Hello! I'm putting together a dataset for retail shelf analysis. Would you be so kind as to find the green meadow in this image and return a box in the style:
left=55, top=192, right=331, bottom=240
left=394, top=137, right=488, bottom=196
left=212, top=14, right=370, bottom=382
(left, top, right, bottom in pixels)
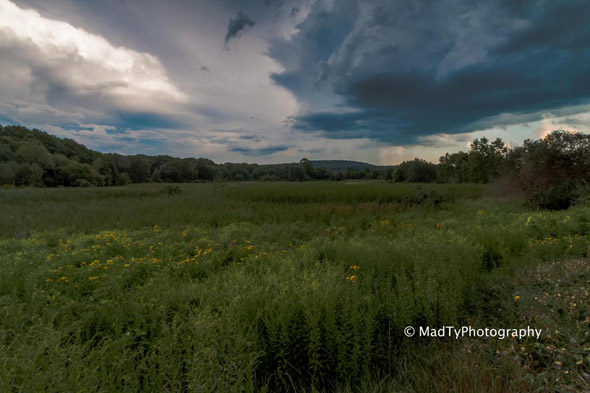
left=1, top=182, right=589, bottom=392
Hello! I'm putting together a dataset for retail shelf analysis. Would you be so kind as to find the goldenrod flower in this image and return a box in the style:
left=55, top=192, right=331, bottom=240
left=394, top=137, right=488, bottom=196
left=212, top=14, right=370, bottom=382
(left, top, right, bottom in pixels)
left=351, top=264, right=360, bottom=271
left=347, top=275, right=357, bottom=282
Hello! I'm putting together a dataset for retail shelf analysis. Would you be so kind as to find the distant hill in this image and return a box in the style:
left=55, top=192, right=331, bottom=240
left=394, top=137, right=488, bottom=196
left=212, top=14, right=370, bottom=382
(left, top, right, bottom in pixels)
left=311, top=160, right=395, bottom=172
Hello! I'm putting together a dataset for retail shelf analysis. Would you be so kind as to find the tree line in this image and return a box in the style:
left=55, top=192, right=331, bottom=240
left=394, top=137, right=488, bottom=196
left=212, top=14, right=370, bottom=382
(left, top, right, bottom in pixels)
left=0, top=125, right=390, bottom=186
left=395, top=131, right=590, bottom=209
left=1, top=124, right=589, bottom=209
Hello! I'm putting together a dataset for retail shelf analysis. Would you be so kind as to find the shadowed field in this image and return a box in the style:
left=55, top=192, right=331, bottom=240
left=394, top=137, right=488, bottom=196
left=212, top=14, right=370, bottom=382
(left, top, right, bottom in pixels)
left=0, top=182, right=588, bottom=392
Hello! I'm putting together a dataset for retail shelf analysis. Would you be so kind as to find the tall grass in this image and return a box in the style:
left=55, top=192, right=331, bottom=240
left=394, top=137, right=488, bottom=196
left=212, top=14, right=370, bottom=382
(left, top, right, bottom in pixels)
left=0, top=182, right=484, bottom=239
left=0, top=182, right=588, bottom=391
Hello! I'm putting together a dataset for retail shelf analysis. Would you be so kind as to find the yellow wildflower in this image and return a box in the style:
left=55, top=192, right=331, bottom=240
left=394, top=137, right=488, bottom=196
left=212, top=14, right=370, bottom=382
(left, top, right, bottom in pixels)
left=514, top=295, right=521, bottom=301
left=351, top=265, right=360, bottom=271
left=347, top=275, right=357, bottom=282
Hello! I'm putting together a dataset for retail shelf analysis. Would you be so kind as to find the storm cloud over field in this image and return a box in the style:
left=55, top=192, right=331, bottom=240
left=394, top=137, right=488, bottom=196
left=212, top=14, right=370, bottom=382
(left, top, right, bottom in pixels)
left=1, top=0, right=589, bottom=163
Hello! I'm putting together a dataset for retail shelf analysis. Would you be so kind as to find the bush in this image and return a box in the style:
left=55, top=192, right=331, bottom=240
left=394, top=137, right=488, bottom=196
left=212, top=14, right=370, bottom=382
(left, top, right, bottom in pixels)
left=506, top=130, right=590, bottom=210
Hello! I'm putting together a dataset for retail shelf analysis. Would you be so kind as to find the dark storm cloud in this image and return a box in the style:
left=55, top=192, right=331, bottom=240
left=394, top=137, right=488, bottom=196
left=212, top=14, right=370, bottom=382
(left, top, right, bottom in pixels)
left=115, top=113, right=187, bottom=130
left=271, top=0, right=590, bottom=145
left=261, top=0, right=284, bottom=7
left=239, top=134, right=262, bottom=142
left=230, top=145, right=289, bottom=156
left=224, top=11, right=255, bottom=46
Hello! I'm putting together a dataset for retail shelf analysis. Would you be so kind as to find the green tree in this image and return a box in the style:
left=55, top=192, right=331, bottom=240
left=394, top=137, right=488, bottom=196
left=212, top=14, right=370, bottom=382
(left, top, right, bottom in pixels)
left=0, top=143, right=13, bottom=162
left=158, top=159, right=196, bottom=183
left=0, top=161, right=18, bottom=185
left=394, top=159, right=437, bottom=183
left=15, top=141, right=54, bottom=170
left=288, top=164, right=305, bottom=181
left=300, top=158, right=315, bottom=179
left=437, top=152, right=469, bottom=183
left=467, top=137, right=507, bottom=183
left=127, top=157, right=151, bottom=183
left=14, top=163, right=43, bottom=186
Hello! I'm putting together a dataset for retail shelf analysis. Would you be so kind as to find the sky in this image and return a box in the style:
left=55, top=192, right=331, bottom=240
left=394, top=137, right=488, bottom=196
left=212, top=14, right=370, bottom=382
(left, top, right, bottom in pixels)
left=0, top=0, right=589, bottom=164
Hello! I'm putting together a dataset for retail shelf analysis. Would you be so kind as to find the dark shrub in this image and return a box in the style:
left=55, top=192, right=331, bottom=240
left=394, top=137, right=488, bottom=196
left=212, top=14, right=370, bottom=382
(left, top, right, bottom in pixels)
left=505, top=131, right=590, bottom=210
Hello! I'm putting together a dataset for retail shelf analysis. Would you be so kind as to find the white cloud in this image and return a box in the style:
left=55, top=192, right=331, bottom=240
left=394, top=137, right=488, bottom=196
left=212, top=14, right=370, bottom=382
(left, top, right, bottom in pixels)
left=0, top=0, right=186, bottom=120
left=536, top=111, right=590, bottom=139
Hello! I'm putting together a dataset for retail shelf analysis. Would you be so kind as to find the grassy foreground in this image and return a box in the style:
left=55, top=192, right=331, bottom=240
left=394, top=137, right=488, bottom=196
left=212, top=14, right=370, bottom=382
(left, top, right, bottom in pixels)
left=0, top=182, right=589, bottom=392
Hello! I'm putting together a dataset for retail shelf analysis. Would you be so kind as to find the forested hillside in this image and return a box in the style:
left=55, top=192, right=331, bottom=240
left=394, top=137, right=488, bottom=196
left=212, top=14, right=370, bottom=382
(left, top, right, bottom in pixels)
left=0, top=125, right=127, bottom=187
left=0, top=125, right=390, bottom=186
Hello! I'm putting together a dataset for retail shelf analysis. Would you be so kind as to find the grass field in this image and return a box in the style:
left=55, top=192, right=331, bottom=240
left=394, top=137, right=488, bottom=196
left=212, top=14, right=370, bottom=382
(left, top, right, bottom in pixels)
left=1, top=182, right=589, bottom=392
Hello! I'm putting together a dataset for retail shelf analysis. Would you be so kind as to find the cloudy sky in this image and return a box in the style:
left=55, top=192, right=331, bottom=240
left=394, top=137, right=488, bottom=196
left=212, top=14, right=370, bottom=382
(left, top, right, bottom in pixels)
left=1, top=0, right=589, bottom=164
